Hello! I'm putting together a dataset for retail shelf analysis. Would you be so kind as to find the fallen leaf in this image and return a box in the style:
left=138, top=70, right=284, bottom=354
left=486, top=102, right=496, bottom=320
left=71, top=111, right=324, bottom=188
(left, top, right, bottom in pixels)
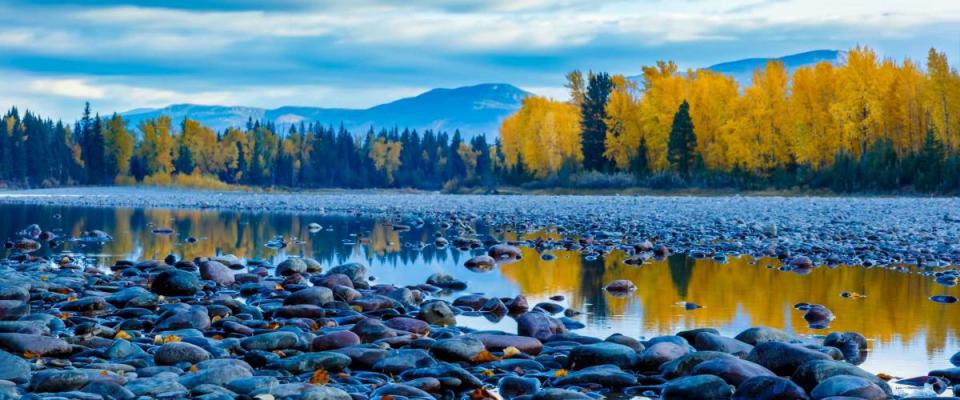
left=22, top=351, right=40, bottom=359
left=502, top=346, right=521, bottom=358
left=309, top=322, right=320, bottom=331
left=189, top=364, right=199, bottom=373
left=553, top=369, right=568, bottom=377
left=40, top=276, right=49, bottom=281
left=211, top=315, right=222, bottom=322
left=114, top=330, right=132, bottom=340
left=99, top=370, right=109, bottom=376
left=471, top=350, right=500, bottom=363
left=267, top=322, right=280, bottom=330
left=877, top=372, right=893, bottom=381
left=309, top=369, right=330, bottom=385
left=272, top=350, right=286, bottom=357
left=481, top=369, right=494, bottom=377
left=468, top=388, right=500, bottom=400
left=275, top=283, right=284, bottom=291
left=66, top=296, right=78, bottom=302
left=212, top=334, right=224, bottom=340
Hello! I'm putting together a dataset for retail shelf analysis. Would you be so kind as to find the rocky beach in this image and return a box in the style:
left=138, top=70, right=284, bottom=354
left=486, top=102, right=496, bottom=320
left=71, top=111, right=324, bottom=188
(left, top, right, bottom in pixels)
left=0, top=188, right=957, bottom=399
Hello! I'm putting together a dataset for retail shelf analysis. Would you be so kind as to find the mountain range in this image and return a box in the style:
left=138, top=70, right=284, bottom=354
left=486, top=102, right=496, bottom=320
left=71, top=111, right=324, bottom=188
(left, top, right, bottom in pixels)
left=121, top=50, right=842, bottom=138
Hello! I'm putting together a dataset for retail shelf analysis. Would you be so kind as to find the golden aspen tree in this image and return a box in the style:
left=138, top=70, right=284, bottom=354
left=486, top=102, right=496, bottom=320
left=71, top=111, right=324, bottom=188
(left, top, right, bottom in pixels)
left=637, top=61, right=686, bottom=171
left=831, top=46, right=883, bottom=158
left=603, top=75, right=642, bottom=169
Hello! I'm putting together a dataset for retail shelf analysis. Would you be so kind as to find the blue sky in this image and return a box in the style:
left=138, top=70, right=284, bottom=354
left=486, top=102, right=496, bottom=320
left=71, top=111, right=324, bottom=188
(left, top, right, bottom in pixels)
left=2, top=0, right=959, bottom=120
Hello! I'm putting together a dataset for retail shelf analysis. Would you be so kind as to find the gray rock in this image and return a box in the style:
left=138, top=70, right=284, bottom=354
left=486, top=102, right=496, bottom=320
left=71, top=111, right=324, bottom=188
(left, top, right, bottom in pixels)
left=240, top=331, right=299, bottom=351
left=0, top=349, right=31, bottom=383
left=690, top=357, right=775, bottom=386
left=29, top=370, right=89, bottom=393
left=154, top=342, right=211, bottom=365
left=418, top=300, right=456, bottom=326
left=553, top=364, right=638, bottom=387
left=568, top=341, right=638, bottom=370
left=661, top=374, right=734, bottom=399
left=733, top=376, right=808, bottom=400
left=150, top=269, right=200, bottom=296
left=746, top=341, right=832, bottom=376
left=809, top=375, right=886, bottom=400
left=431, top=336, right=485, bottom=362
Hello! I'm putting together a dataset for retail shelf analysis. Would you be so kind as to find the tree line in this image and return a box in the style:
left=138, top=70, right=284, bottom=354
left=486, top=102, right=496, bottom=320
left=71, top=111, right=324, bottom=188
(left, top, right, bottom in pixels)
left=0, top=103, right=499, bottom=190
left=501, top=46, right=960, bottom=192
left=4, top=45, right=960, bottom=192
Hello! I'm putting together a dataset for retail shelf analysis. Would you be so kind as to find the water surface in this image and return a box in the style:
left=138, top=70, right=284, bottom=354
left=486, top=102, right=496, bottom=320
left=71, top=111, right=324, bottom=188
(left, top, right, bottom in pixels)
left=2, top=203, right=957, bottom=379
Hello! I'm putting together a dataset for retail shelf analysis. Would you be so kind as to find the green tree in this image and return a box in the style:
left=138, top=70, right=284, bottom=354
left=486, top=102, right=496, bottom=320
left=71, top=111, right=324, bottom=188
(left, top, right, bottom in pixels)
left=580, top=71, right=613, bottom=171
left=667, top=100, right=697, bottom=178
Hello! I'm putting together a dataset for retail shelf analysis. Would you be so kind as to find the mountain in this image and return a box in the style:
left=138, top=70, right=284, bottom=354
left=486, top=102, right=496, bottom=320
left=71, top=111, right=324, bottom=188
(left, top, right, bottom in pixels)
left=121, top=83, right=532, bottom=140
left=704, top=49, right=843, bottom=85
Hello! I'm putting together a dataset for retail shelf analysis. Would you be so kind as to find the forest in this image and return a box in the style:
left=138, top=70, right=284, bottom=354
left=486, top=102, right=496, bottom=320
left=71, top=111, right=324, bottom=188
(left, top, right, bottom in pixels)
left=2, top=46, right=960, bottom=192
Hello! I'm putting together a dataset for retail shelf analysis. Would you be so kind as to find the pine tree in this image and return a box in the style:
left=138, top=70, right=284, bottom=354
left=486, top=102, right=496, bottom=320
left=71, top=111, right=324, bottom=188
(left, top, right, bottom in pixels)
left=667, top=100, right=697, bottom=178
left=580, top=72, right=613, bottom=171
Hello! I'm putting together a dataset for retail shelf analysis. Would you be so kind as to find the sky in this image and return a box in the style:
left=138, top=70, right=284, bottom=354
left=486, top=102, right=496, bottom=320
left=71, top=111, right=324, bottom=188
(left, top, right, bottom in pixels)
left=1, top=0, right=960, bottom=121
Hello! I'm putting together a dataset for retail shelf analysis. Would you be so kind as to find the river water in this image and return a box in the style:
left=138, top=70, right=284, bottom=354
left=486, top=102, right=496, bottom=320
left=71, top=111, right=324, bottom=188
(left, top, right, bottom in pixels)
left=1, top=202, right=957, bottom=381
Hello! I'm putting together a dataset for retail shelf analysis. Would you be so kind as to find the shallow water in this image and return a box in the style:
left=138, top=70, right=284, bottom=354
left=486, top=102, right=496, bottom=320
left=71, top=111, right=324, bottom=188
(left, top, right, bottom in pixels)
left=2, top=203, right=958, bottom=380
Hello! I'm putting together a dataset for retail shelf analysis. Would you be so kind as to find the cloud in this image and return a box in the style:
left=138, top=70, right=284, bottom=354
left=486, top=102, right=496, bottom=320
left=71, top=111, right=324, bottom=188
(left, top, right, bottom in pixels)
left=1, top=0, right=959, bottom=121
left=29, top=79, right=106, bottom=99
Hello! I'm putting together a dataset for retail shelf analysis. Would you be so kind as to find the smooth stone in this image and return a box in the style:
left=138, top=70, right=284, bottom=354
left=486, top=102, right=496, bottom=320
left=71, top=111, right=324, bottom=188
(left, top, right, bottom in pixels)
left=373, top=349, right=437, bottom=374
left=823, top=332, right=867, bottom=364
left=568, top=341, right=638, bottom=370
left=691, top=357, right=776, bottom=386
left=791, top=359, right=892, bottom=395
left=431, top=336, right=485, bottom=362
left=267, top=351, right=352, bottom=374
left=240, top=331, right=299, bottom=351
left=661, top=374, right=734, bottom=400
left=284, top=286, right=334, bottom=306
left=384, top=317, right=431, bottom=335
left=516, top=312, right=567, bottom=341
left=498, top=375, right=541, bottom=398
left=276, top=258, right=308, bottom=276
left=399, top=363, right=483, bottom=390
left=81, top=381, right=136, bottom=400
left=0, top=300, right=29, bottom=320
left=156, top=305, right=210, bottom=331
left=0, top=349, right=31, bottom=383
left=126, top=377, right=189, bottom=397
left=638, top=341, right=690, bottom=370
left=553, top=364, right=638, bottom=387
left=425, top=273, right=467, bottom=290
left=225, top=376, right=279, bottom=395
left=150, top=269, right=200, bottom=296
left=370, top=383, right=435, bottom=399
left=809, top=375, right=886, bottom=400
left=0, top=332, right=72, bottom=356
left=154, top=342, right=211, bottom=365
left=418, top=301, right=456, bottom=326
left=178, top=360, right=253, bottom=388
left=29, top=370, right=89, bottom=393
left=312, top=330, right=361, bottom=351
left=252, top=383, right=351, bottom=400
left=734, top=376, right=809, bottom=400
left=735, top=327, right=801, bottom=345
left=694, top=331, right=754, bottom=357
left=199, top=261, right=235, bottom=286
left=660, top=351, right=739, bottom=379
left=747, top=342, right=832, bottom=376
left=470, top=333, right=542, bottom=355
left=605, top=333, right=645, bottom=352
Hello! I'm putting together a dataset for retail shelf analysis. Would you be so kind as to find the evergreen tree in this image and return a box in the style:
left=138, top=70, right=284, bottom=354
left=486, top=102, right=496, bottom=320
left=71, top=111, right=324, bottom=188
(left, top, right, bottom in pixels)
left=667, top=100, right=696, bottom=178
left=580, top=72, right=613, bottom=171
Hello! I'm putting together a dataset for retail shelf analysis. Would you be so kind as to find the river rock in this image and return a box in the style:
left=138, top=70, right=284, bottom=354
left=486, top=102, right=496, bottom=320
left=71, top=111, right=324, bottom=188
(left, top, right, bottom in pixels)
left=661, top=374, right=734, bottom=400
left=735, top=327, right=801, bottom=345
left=284, top=286, right=334, bottom=306
left=638, top=341, right=690, bottom=370
left=791, top=359, right=892, bottom=395
left=809, top=375, right=887, bottom=400
left=553, top=364, right=638, bottom=387
left=418, top=300, right=456, bottom=326
left=691, top=357, right=775, bottom=386
left=733, top=376, right=808, bottom=400
left=431, top=336, right=485, bottom=362
left=568, top=341, right=638, bottom=370
left=276, top=258, right=308, bottom=276
left=199, top=260, right=235, bottom=286
left=0, top=349, right=30, bottom=383
left=150, top=269, right=200, bottom=296
left=312, top=330, right=361, bottom=351
left=0, top=332, right=72, bottom=356
left=746, top=341, right=832, bottom=376
left=516, top=312, right=566, bottom=341
left=823, top=331, right=868, bottom=365
left=29, top=370, right=89, bottom=393
left=694, top=331, right=754, bottom=357
left=155, top=342, right=211, bottom=365
left=240, top=331, right=299, bottom=351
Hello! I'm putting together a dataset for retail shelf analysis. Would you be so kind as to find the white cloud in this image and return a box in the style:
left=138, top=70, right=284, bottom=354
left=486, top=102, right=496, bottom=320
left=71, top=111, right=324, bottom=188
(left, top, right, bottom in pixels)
left=29, top=79, right=106, bottom=99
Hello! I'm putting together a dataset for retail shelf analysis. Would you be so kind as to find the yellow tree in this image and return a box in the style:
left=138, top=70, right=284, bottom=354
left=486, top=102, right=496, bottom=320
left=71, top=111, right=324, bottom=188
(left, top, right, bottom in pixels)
left=789, top=62, right=839, bottom=169
left=369, top=138, right=402, bottom=184
left=736, top=60, right=790, bottom=171
left=685, top=69, right=739, bottom=170
left=103, top=114, right=135, bottom=178
left=637, top=61, right=686, bottom=171
left=924, top=48, right=960, bottom=150
left=830, top=46, right=883, bottom=158
left=139, top=116, right=175, bottom=175
left=603, top=75, right=642, bottom=169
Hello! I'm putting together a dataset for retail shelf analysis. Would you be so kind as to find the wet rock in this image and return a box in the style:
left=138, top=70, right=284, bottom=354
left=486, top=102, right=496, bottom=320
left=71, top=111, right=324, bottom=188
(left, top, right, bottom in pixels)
left=735, top=327, right=800, bottom=345
left=470, top=333, right=542, bottom=355
left=326, top=263, right=367, bottom=284
left=691, top=357, right=775, bottom=386
left=151, top=269, right=200, bottom=296
left=430, top=336, right=485, bottom=362
left=284, top=286, right=334, bottom=306
left=734, top=376, right=808, bottom=400
left=809, top=375, right=886, bottom=400
left=127, top=377, right=188, bottom=397
left=0, top=300, right=29, bottom=320
left=568, top=341, right=638, bottom=370
left=156, top=305, right=210, bottom=331
left=489, top=244, right=522, bottom=260
left=267, top=351, right=352, bottom=374
left=29, top=370, right=89, bottom=393
left=0, top=349, right=31, bottom=383
left=516, top=312, right=566, bottom=341
left=660, top=351, right=739, bottom=379
left=81, top=381, right=136, bottom=400
left=374, top=349, right=437, bottom=374
left=791, top=359, right=892, bottom=395
left=530, top=388, right=593, bottom=400
left=370, top=383, right=435, bottom=399
left=822, top=331, right=868, bottom=364
left=426, top=273, right=467, bottom=290
left=276, top=258, right=308, bottom=276
left=498, top=375, right=541, bottom=398
left=801, top=304, right=835, bottom=329
left=199, top=260, right=235, bottom=286
left=465, top=255, right=496, bottom=272
left=311, top=330, right=361, bottom=351
left=694, top=331, right=754, bottom=357
left=747, top=342, right=833, bottom=376
left=554, top=364, right=638, bottom=387
left=240, top=331, right=299, bottom=351
left=638, top=341, right=690, bottom=371
left=661, top=374, right=734, bottom=400
left=0, top=332, right=72, bottom=356
left=155, top=342, right=211, bottom=365
left=605, top=333, right=644, bottom=352
left=418, top=300, right=456, bottom=326
left=384, top=317, right=430, bottom=335
left=178, top=360, right=253, bottom=388
left=225, top=376, right=279, bottom=395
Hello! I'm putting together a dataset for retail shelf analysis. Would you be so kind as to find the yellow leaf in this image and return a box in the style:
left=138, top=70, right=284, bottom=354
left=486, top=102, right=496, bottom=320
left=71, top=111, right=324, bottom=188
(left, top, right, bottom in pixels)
left=272, top=350, right=286, bottom=357
left=471, top=350, right=500, bottom=363
left=189, top=364, right=199, bottom=373
left=212, top=334, right=224, bottom=340
left=877, top=372, right=893, bottom=381
left=66, top=296, right=78, bottom=302
left=40, top=276, right=49, bottom=281
left=99, top=370, right=109, bottom=376
left=309, top=369, right=330, bottom=385
left=469, top=388, right=499, bottom=400
left=211, top=315, right=222, bottom=322
left=267, top=322, right=280, bottom=330
left=502, top=346, right=521, bottom=358
left=275, top=283, right=284, bottom=291
left=57, top=313, right=70, bottom=320
left=481, top=369, right=494, bottom=377
left=114, top=330, right=132, bottom=340
left=553, top=369, right=568, bottom=377
left=309, top=322, right=320, bottom=332
left=22, top=351, right=40, bottom=359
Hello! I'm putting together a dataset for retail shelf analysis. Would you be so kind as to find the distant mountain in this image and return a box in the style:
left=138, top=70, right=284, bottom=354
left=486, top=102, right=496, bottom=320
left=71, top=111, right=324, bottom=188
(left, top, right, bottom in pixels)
left=705, top=50, right=843, bottom=85
left=121, top=83, right=532, bottom=140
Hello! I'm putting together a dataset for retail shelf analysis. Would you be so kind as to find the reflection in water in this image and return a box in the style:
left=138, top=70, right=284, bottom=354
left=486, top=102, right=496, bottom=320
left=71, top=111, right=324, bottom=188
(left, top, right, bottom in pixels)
left=1, top=204, right=957, bottom=376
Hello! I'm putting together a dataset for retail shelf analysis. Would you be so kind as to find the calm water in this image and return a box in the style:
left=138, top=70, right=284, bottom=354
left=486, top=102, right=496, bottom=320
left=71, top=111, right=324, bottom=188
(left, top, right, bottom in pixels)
left=2, top=203, right=958, bottom=378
